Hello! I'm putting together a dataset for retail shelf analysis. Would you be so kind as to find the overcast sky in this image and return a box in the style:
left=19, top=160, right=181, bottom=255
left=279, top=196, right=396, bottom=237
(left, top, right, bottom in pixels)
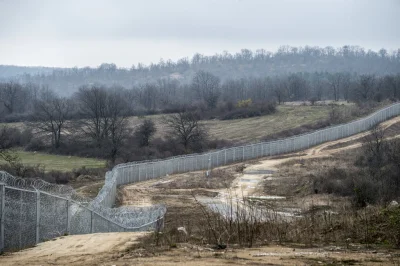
left=0, top=0, right=399, bottom=68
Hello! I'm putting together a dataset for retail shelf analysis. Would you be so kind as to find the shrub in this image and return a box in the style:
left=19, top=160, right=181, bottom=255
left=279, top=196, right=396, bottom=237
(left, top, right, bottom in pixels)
left=236, top=98, right=252, bottom=108
left=25, top=138, right=46, bottom=152
left=221, top=102, right=276, bottom=120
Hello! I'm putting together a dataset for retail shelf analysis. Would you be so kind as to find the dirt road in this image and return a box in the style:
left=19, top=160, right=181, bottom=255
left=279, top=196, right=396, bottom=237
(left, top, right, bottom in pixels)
left=0, top=232, right=148, bottom=266
left=1, top=234, right=397, bottom=265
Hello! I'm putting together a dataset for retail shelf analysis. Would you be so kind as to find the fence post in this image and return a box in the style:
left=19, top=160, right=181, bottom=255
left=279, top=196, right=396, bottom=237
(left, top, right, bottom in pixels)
left=224, top=150, right=227, bottom=164
left=36, top=190, right=40, bottom=244
left=19, top=190, right=22, bottom=249
left=66, top=200, right=70, bottom=234
left=90, top=210, right=93, bottom=233
left=0, top=184, right=5, bottom=252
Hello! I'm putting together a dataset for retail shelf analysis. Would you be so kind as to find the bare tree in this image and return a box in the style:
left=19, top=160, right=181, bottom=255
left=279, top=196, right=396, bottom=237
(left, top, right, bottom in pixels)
left=192, top=71, right=220, bottom=109
left=382, top=74, right=400, bottom=99
left=32, top=96, right=71, bottom=149
left=104, top=89, right=130, bottom=163
left=76, top=85, right=110, bottom=147
left=328, top=73, right=344, bottom=101
left=0, top=82, right=24, bottom=114
left=363, top=125, right=387, bottom=177
left=139, top=83, right=158, bottom=111
left=356, top=74, right=375, bottom=101
left=311, top=73, right=326, bottom=101
left=273, top=78, right=288, bottom=105
left=135, top=119, right=156, bottom=147
left=341, top=73, right=352, bottom=102
left=287, top=74, right=308, bottom=100
left=76, top=85, right=130, bottom=163
left=0, top=126, right=12, bottom=154
left=164, top=111, right=207, bottom=153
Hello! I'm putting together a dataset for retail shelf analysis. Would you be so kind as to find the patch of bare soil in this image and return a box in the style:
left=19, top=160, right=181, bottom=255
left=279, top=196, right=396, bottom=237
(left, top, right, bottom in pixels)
left=1, top=235, right=398, bottom=266
left=0, top=232, right=148, bottom=266
left=152, top=168, right=236, bottom=190
left=74, top=180, right=105, bottom=198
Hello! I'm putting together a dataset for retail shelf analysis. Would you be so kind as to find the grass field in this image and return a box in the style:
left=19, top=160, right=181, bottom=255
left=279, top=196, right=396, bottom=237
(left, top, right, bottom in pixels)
left=1, top=150, right=106, bottom=172
left=127, top=105, right=348, bottom=143
left=205, top=105, right=334, bottom=142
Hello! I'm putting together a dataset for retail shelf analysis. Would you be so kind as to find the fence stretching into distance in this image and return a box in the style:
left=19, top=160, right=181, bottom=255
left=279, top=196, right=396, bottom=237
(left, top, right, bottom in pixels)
left=1, top=102, right=400, bottom=252
left=93, top=102, right=400, bottom=209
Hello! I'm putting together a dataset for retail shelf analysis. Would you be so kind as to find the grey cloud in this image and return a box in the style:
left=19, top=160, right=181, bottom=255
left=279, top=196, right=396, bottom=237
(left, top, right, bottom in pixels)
left=0, top=0, right=399, bottom=67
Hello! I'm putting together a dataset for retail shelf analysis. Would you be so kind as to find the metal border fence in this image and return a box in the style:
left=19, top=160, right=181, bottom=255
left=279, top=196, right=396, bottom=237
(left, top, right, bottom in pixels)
left=0, top=182, right=165, bottom=252
left=93, top=102, right=400, bottom=208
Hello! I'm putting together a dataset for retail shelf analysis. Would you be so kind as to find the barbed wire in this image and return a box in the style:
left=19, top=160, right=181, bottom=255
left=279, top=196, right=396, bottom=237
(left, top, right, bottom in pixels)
left=0, top=171, right=167, bottom=230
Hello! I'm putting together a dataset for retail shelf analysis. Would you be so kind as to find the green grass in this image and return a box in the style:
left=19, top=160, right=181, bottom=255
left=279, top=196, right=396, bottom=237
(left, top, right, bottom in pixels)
left=1, top=150, right=106, bottom=172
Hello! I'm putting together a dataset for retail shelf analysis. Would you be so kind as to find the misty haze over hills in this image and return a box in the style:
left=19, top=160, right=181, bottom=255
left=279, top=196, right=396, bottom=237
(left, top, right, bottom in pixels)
left=1, top=45, right=399, bottom=96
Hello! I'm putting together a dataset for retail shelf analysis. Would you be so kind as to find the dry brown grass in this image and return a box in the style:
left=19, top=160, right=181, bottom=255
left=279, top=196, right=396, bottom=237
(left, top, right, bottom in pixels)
left=125, top=105, right=344, bottom=143
left=152, top=169, right=236, bottom=190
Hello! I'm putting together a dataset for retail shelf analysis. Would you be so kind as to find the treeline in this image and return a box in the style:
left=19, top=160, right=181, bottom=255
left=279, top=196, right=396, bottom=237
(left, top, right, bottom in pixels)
left=2, top=45, right=399, bottom=96
left=1, top=71, right=400, bottom=123
left=0, top=86, right=220, bottom=169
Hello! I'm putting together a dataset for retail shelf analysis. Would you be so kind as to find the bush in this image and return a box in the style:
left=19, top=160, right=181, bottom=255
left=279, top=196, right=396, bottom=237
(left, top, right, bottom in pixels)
left=383, top=206, right=400, bottom=247
left=221, top=102, right=276, bottom=120
left=236, top=98, right=252, bottom=108
left=313, top=167, right=355, bottom=196
left=0, top=126, right=24, bottom=148
left=25, top=138, right=46, bottom=152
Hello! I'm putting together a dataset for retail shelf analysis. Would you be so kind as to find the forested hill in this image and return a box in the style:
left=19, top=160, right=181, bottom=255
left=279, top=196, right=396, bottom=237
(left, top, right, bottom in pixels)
left=1, top=45, right=400, bottom=95
left=0, top=65, right=60, bottom=79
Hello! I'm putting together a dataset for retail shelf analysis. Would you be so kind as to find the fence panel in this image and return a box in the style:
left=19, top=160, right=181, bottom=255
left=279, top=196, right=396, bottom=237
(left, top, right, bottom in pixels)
left=69, top=204, right=92, bottom=235
left=39, top=192, right=68, bottom=242
left=3, top=188, right=37, bottom=250
left=92, top=212, right=109, bottom=233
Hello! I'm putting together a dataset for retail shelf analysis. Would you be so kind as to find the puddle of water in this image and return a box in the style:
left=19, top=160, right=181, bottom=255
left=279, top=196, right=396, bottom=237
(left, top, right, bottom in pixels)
left=244, top=170, right=275, bottom=175
left=240, top=179, right=259, bottom=183
left=264, top=176, right=280, bottom=181
left=248, top=195, right=286, bottom=200
left=151, top=180, right=173, bottom=187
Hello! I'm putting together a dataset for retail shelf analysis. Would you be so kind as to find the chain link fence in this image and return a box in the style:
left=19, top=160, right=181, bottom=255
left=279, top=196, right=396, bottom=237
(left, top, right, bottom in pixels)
left=0, top=174, right=166, bottom=252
